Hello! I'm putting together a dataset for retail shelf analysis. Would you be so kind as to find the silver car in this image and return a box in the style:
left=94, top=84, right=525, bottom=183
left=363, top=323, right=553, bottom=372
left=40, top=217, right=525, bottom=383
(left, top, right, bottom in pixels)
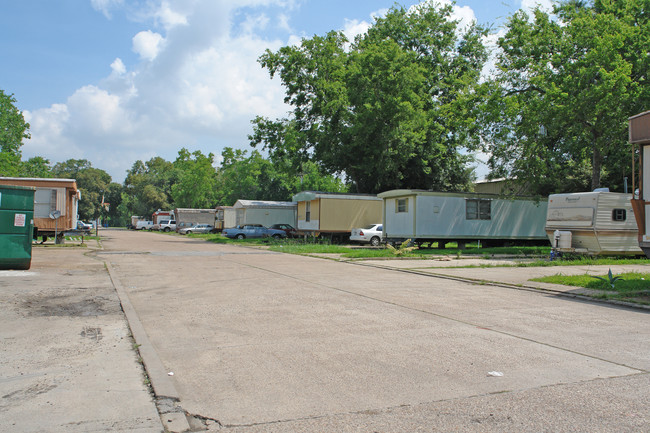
left=178, top=224, right=215, bottom=235
left=350, top=224, right=383, bottom=246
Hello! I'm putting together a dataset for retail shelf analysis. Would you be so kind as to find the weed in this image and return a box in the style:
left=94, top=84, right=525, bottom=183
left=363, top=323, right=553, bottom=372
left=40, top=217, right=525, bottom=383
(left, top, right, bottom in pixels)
left=386, top=239, right=417, bottom=256
left=591, top=268, right=623, bottom=289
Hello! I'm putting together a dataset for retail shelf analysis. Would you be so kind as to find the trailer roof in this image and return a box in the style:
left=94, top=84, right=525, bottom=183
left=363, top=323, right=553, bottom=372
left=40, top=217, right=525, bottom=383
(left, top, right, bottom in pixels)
left=233, top=200, right=297, bottom=208
left=377, top=189, right=538, bottom=200
left=292, top=191, right=381, bottom=202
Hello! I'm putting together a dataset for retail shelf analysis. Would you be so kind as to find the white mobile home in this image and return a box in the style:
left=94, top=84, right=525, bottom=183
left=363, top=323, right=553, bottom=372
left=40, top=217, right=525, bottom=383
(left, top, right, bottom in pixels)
left=378, top=190, right=548, bottom=247
left=546, top=191, right=642, bottom=255
left=232, top=200, right=296, bottom=228
left=629, top=110, right=650, bottom=258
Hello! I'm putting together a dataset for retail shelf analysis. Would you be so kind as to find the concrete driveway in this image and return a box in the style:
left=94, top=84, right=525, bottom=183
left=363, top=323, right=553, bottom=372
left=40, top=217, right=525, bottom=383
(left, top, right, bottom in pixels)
left=98, top=230, right=649, bottom=432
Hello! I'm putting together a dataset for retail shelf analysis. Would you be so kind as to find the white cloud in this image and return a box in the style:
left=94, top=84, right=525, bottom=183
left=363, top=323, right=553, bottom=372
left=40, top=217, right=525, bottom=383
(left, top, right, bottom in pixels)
left=342, top=18, right=371, bottom=43
left=155, top=1, right=188, bottom=30
left=521, top=0, right=554, bottom=15
left=110, top=58, right=126, bottom=75
left=132, top=30, right=165, bottom=61
left=24, top=0, right=291, bottom=182
left=90, top=0, right=124, bottom=19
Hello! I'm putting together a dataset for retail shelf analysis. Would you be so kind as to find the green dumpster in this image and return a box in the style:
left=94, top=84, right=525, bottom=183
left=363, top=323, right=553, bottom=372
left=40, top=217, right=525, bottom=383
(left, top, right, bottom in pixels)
left=0, top=185, right=35, bottom=270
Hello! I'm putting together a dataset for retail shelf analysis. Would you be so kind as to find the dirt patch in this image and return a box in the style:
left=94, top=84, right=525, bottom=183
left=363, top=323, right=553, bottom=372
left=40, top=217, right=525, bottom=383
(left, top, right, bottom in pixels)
left=23, top=293, right=118, bottom=317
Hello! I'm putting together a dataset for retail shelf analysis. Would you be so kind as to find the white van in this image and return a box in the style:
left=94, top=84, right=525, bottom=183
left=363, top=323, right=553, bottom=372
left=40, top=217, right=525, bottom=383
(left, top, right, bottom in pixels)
left=135, top=220, right=154, bottom=230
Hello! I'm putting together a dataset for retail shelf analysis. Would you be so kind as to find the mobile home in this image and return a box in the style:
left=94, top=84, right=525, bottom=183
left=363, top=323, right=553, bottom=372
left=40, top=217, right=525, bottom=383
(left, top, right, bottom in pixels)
left=293, top=191, right=382, bottom=239
left=174, top=208, right=216, bottom=231
left=0, top=177, right=80, bottom=243
left=378, top=190, right=548, bottom=248
left=630, top=110, right=650, bottom=258
left=546, top=191, right=642, bottom=255
left=215, top=206, right=236, bottom=231
left=232, top=200, right=297, bottom=228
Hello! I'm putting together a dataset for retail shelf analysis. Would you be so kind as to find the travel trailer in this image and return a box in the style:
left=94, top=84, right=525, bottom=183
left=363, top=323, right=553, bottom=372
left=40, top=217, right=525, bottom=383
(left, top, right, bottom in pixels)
left=546, top=191, right=642, bottom=256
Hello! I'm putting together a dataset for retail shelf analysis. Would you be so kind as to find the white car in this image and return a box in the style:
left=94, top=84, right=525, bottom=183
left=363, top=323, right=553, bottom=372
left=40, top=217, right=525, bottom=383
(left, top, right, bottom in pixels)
left=350, top=224, right=383, bottom=246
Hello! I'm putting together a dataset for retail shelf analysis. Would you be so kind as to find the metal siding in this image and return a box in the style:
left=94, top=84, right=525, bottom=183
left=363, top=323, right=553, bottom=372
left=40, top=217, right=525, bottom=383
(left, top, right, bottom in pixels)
left=414, top=195, right=547, bottom=239
left=594, top=193, right=638, bottom=231
left=242, top=208, right=296, bottom=227
left=296, top=199, right=320, bottom=231
left=319, top=198, right=381, bottom=231
left=385, top=197, right=414, bottom=238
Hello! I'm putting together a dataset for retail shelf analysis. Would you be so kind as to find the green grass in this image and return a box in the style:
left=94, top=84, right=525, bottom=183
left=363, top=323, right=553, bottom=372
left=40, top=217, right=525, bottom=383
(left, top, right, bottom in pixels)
left=531, top=272, right=650, bottom=304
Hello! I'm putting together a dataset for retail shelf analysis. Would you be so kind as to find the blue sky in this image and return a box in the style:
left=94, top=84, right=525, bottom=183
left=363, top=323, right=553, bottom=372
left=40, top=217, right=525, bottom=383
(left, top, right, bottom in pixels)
left=1, top=0, right=549, bottom=182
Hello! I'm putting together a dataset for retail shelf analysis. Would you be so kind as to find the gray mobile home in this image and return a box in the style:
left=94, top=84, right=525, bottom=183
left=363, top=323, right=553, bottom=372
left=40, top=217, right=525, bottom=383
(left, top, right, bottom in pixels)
left=378, top=190, right=548, bottom=247
left=174, top=208, right=216, bottom=231
left=232, top=200, right=297, bottom=228
left=547, top=192, right=642, bottom=255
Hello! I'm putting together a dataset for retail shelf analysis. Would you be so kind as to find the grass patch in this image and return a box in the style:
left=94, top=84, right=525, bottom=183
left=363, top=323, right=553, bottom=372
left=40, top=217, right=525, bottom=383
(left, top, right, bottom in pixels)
left=531, top=272, right=650, bottom=304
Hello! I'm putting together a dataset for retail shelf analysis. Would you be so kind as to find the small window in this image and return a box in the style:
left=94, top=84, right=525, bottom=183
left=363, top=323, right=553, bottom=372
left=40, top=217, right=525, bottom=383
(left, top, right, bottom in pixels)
left=396, top=198, right=408, bottom=213
left=612, top=208, right=626, bottom=221
left=305, top=202, right=311, bottom=222
left=466, top=199, right=491, bottom=220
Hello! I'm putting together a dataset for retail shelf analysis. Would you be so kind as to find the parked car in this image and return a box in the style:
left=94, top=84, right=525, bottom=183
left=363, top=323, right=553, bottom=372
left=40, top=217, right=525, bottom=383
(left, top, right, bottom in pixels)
left=77, top=220, right=92, bottom=232
left=222, top=224, right=287, bottom=239
left=159, top=219, right=177, bottom=232
left=269, top=223, right=298, bottom=238
left=179, top=224, right=215, bottom=235
left=135, top=220, right=154, bottom=230
left=350, top=224, right=383, bottom=246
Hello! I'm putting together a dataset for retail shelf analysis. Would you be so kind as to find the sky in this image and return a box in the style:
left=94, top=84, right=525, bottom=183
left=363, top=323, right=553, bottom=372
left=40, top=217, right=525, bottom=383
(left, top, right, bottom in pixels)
left=1, top=0, right=552, bottom=183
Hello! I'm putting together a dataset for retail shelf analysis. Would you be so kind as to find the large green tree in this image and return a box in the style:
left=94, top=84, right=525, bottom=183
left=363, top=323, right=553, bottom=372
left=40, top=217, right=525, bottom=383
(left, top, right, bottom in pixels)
left=480, top=0, right=650, bottom=195
left=122, top=157, right=175, bottom=217
left=251, top=3, right=487, bottom=193
left=0, top=90, right=31, bottom=176
left=214, top=147, right=347, bottom=206
left=171, top=148, right=218, bottom=208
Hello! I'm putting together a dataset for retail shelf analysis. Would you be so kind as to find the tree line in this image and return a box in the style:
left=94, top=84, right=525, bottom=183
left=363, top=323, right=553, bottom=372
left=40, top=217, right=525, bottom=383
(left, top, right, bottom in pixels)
left=2, top=0, right=648, bottom=224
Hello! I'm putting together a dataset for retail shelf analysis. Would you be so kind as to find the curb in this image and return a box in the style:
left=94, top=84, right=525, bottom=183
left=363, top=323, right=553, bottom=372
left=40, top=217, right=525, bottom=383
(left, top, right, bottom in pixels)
left=105, top=261, right=191, bottom=432
left=350, top=261, right=650, bottom=312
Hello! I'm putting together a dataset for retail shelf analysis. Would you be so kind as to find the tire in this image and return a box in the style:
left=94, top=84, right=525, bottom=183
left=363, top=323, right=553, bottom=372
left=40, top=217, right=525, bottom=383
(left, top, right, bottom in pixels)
left=272, top=234, right=281, bottom=239
left=236, top=234, right=245, bottom=240
left=186, top=230, right=192, bottom=235
left=164, top=227, right=170, bottom=232
left=370, top=236, right=380, bottom=247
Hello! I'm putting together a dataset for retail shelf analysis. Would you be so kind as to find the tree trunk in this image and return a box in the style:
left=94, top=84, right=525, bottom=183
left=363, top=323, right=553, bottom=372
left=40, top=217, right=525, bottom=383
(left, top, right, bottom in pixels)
left=591, top=145, right=602, bottom=191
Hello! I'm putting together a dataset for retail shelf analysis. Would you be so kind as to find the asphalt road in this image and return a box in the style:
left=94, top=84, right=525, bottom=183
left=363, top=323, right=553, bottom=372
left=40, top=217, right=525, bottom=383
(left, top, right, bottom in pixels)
left=99, top=229, right=649, bottom=432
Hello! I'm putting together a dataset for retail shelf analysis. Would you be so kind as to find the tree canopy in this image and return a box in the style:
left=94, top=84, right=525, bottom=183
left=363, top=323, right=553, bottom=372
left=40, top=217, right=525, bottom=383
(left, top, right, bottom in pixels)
left=251, top=3, right=487, bottom=194
left=479, top=0, right=650, bottom=195
left=0, top=90, right=31, bottom=176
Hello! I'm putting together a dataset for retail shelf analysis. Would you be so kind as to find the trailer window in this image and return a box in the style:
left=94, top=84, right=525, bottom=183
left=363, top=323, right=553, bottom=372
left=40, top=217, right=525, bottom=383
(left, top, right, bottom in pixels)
left=396, top=198, right=408, bottom=213
left=466, top=199, right=491, bottom=220
left=305, top=202, right=311, bottom=222
left=612, top=208, right=626, bottom=221
left=34, top=189, right=57, bottom=218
